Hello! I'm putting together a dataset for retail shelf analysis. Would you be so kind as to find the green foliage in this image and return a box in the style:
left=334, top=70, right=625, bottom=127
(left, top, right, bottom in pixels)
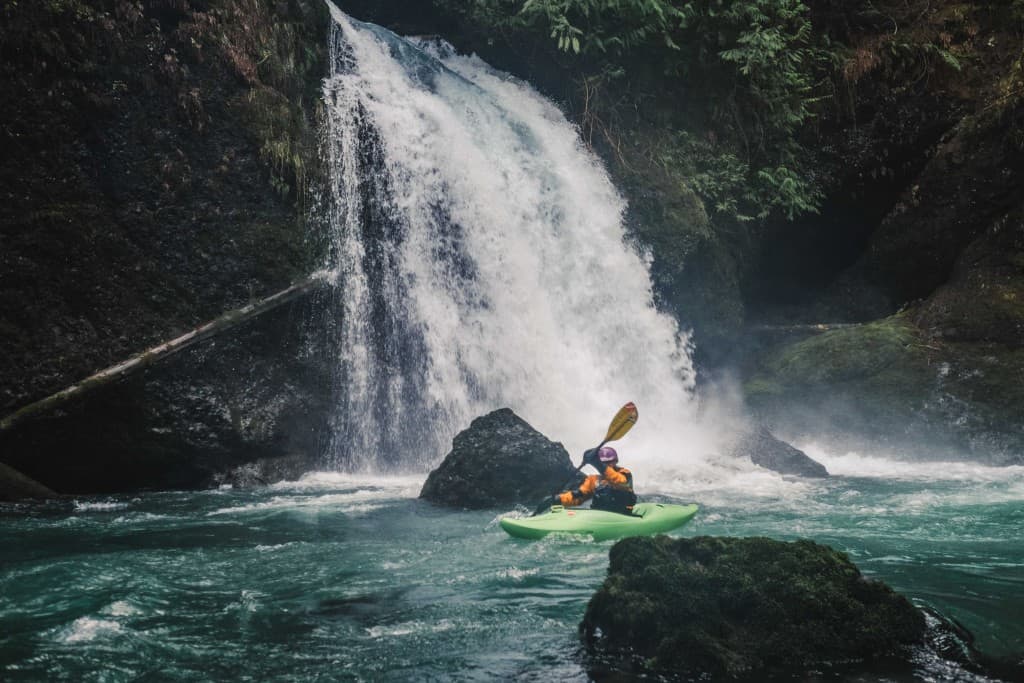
left=436, top=0, right=834, bottom=221
left=653, top=129, right=823, bottom=222
left=519, top=0, right=686, bottom=55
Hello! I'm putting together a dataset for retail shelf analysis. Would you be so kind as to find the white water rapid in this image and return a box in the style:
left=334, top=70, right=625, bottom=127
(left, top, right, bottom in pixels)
left=321, top=5, right=722, bottom=483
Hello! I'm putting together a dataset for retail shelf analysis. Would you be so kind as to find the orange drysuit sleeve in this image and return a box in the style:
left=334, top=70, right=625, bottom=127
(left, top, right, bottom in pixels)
left=557, top=475, right=598, bottom=507
left=557, top=467, right=632, bottom=506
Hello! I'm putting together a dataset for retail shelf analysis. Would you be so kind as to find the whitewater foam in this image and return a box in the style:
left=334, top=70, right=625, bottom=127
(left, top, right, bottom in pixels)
left=206, top=490, right=397, bottom=517
left=102, top=601, right=142, bottom=617
left=269, top=471, right=424, bottom=494
left=365, top=619, right=457, bottom=639
left=57, top=616, right=125, bottom=644
left=802, top=443, right=1024, bottom=482
left=74, top=500, right=129, bottom=512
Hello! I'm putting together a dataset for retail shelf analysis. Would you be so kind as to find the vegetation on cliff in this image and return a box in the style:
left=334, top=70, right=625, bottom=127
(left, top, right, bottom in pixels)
left=434, top=0, right=830, bottom=223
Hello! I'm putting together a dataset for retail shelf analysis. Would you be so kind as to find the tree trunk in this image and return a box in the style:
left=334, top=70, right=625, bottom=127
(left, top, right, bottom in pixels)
left=0, top=276, right=328, bottom=434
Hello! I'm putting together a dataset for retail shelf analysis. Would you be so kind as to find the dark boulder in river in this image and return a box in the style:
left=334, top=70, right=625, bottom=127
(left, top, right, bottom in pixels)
left=419, top=408, right=581, bottom=509
left=728, top=425, right=829, bottom=477
left=582, top=536, right=927, bottom=679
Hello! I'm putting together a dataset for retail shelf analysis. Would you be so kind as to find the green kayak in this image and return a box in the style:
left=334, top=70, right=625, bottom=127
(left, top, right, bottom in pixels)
left=500, top=503, right=698, bottom=541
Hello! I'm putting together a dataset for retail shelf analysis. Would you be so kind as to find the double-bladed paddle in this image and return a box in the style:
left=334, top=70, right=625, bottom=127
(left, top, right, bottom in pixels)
left=531, top=402, right=638, bottom=516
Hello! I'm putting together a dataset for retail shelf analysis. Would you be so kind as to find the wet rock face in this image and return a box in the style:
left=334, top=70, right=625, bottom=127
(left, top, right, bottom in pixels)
left=728, top=425, right=828, bottom=477
left=582, top=536, right=928, bottom=680
left=0, top=0, right=328, bottom=414
left=0, top=292, right=337, bottom=494
left=913, top=215, right=1024, bottom=348
left=746, top=280, right=1024, bottom=466
left=419, top=408, right=581, bottom=509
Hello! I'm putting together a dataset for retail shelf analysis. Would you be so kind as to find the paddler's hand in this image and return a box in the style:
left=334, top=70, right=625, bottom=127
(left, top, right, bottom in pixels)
left=535, top=495, right=561, bottom=516
left=583, top=447, right=601, bottom=472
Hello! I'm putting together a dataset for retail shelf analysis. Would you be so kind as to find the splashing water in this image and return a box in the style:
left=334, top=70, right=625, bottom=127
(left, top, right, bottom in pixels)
left=321, top=5, right=716, bottom=475
left=2, top=467, right=1021, bottom=679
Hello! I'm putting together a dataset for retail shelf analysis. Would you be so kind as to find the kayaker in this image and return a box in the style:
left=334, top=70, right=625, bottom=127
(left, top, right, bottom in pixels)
left=553, top=446, right=637, bottom=515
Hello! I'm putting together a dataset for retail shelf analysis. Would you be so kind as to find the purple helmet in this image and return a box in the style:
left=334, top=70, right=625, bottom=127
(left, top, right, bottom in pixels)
left=597, top=447, right=618, bottom=465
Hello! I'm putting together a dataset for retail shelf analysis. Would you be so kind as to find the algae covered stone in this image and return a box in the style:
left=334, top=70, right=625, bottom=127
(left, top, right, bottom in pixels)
left=582, top=535, right=926, bottom=679
left=745, top=212, right=1024, bottom=463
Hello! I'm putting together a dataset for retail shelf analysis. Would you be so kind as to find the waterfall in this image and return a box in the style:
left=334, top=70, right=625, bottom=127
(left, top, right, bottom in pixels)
left=321, top=4, right=717, bottom=480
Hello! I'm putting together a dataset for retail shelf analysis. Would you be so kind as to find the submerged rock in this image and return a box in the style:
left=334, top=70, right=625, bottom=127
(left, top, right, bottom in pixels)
left=582, top=536, right=927, bottom=680
left=419, top=408, right=581, bottom=509
left=728, top=425, right=828, bottom=477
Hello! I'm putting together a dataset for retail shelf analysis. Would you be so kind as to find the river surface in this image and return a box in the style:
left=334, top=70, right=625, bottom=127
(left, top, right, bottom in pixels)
left=2, top=449, right=1022, bottom=681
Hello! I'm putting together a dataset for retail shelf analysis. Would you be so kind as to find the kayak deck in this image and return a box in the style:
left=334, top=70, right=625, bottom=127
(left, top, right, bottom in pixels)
left=500, top=503, right=698, bottom=541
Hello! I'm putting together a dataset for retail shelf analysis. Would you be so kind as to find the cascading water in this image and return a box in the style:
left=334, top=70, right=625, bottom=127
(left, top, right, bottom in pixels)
left=321, top=4, right=718, bottom=477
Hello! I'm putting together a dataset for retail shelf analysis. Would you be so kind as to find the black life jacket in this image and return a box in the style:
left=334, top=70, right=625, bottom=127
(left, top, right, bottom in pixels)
left=591, top=467, right=637, bottom=515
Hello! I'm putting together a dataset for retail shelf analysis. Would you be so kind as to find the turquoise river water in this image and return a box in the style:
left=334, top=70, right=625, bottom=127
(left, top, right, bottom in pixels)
left=2, top=450, right=1023, bottom=681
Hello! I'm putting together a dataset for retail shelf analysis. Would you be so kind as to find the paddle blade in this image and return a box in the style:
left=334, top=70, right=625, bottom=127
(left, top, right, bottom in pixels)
left=603, top=402, right=638, bottom=444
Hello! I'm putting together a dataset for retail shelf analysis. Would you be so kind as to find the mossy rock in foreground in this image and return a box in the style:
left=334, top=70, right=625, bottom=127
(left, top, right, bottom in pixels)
left=582, top=536, right=926, bottom=679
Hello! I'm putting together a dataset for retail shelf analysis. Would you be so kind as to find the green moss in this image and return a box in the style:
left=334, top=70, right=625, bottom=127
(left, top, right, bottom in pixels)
left=583, top=535, right=926, bottom=678
left=236, top=85, right=309, bottom=197
left=609, top=127, right=746, bottom=359
left=745, top=314, right=936, bottom=442
left=763, top=314, right=927, bottom=386
left=746, top=310, right=1024, bottom=461
left=742, top=376, right=784, bottom=402
left=178, top=0, right=327, bottom=201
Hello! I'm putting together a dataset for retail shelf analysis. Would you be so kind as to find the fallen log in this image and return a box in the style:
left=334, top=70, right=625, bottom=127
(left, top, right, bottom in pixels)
left=749, top=323, right=860, bottom=333
left=0, top=275, right=329, bottom=434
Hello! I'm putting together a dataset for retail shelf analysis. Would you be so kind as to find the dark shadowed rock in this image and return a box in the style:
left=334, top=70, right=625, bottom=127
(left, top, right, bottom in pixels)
left=0, top=462, right=61, bottom=502
left=582, top=536, right=928, bottom=680
left=729, top=425, right=829, bottom=477
left=0, top=290, right=336, bottom=494
left=0, top=1, right=328, bottom=416
left=419, top=408, right=581, bottom=509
